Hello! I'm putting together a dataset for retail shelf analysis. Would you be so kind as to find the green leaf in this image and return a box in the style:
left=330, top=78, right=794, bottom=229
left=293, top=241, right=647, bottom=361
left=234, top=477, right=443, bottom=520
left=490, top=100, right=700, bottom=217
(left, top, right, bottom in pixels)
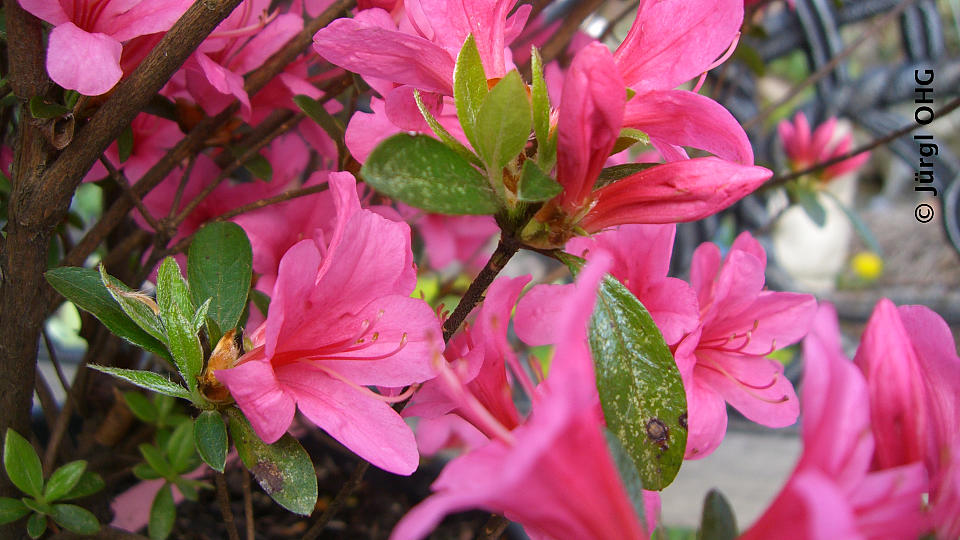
left=517, top=160, right=562, bottom=202
left=117, top=125, right=134, bottom=163
left=60, top=471, right=104, bottom=501
left=293, top=95, right=347, bottom=162
left=561, top=255, right=687, bottom=490
left=243, top=154, right=273, bottom=182
left=611, top=127, right=651, bottom=155
left=604, top=429, right=647, bottom=531
left=250, top=289, right=270, bottom=319
left=26, top=512, right=46, bottom=539
left=124, top=391, right=158, bottom=423
left=149, top=483, right=175, bottom=540
left=530, top=47, right=551, bottom=166
left=733, top=43, right=765, bottom=76
left=160, top=307, right=203, bottom=395
left=361, top=134, right=499, bottom=215
left=192, top=298, right=211, bottom=334
left=43, top=461, right=87, bottom=503
left=788, top=182, right=827, bottom=227
left=173, top=478, right=199, bottom=502
left=820, top=189, right=883, bottom=255
left=0, top=497, right=30, bottom=525
left=98, top=265, right=167, bottom=344
left=194, top=411, right=227, bottom=473
left=698, top=489, right=738, bottom=540
left=595, top=163, right=657, bottom=190
left=165, top=421, right=196, bottom=474
left=133, top=464, right=162, bottom=481
left=156, top=257, right=194, bottom=320
left=228, top=409, right=317, bottom=516
left=453, top=34, right=488, bottom=150
left=29, top=96, right=70, bottom=119
left=45, top=267, right=169, bottom=360
left=187, top=222, right=253, bottom=343
left=50, top=504, right=100, bottom=535
left=414, top=90, right=483, bottom=168
left=88, top=366, right=191, bottom=401
left=63, top=90, right=81, bottom=110
left=475, top=71, right=531, bottom=173
left=22, top=498, right=50, bottom=515
left=139, top=444, right=173, bottom=480
left=3, top=429, right=43, bottom=499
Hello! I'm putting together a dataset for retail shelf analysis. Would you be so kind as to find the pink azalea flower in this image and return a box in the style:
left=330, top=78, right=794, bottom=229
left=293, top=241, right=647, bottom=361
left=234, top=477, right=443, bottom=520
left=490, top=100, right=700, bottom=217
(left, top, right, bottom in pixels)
left=84, top=113, right=183, bottom=183
left=19, top=0, right=192, bottom=95
left=778, top=112, right=870, bottom=181
left=215, top=172, right=442, bottom=475
left=675, top=232, right=816, bottom=458
left=527, top=43, right=771, bottom=246
left=392, top=256, right=659, bottom=539
left=566, top=224, right=699, bottom=345
left=742, top=303, right=929, bottom=540
left=855, top=299, right=960, bottom=538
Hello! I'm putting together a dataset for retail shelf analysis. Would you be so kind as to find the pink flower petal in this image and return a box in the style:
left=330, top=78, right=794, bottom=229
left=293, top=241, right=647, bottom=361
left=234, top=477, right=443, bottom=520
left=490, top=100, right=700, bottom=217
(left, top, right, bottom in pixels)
left=215, top=357, right=297, bottom=444
left=46, top=23, right=123, bottom=96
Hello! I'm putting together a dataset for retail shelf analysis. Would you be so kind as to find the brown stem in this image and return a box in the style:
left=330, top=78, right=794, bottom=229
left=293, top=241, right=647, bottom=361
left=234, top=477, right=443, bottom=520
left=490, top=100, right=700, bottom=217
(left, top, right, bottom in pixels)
left=241, top=469, right=255, bottom=540
left=215, top=472, right=242, bottom=540
left=301, top=461, right=370, bottom=540
left=742, top=0, right=917, bottom=131
left=764, top=96, right=960, bottom=188
left=101, top=156, right=162, bottom=231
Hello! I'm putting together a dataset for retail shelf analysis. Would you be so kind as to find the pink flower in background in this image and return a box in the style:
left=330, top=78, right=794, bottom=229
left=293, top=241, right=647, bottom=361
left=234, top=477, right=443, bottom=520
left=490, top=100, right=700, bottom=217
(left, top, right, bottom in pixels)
left=742, top=303, right=929, bottom=540
left=855, top=299, right=960, bottom=538
left=778, top=112, right=870, bottom=181
left=84, top=113, right=183, bottom=183
left=18, top=0, right=192, bottom=95
left=215, top=172, right=442, bottom=475
left=392, top=256, right=659, bottom=540
left=675, top=232, right=816, bottom=458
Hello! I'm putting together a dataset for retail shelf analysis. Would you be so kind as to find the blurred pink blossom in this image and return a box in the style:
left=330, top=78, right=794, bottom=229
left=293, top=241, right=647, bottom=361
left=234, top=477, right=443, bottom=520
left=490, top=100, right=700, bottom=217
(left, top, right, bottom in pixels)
left=778, top=112, right=870, bottom=181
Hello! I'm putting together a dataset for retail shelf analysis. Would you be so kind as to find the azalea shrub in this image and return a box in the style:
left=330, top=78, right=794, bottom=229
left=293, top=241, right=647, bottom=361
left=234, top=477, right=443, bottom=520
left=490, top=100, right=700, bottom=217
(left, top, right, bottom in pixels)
left=0, top=0, right=956, bottom=539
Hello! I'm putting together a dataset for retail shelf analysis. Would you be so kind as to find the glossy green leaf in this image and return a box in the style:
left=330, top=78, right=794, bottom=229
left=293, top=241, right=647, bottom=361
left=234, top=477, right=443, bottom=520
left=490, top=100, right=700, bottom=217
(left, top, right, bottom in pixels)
left=699, top=489, right=738, bottom=540
left=414, top=90, right=483, bottom=167
left=29, top=96, right=70, bottom=119
left=50, top=504, right=100, bottom=535
left=517, top=160, right=562, bottom=202
left=45, top=267, right=169, bottom=359
left=43, top=461, right=87, bottom=503
left=362, top=134, right=499, bottom=215
left=453, top=34, right=488, bottom=150
left=194, top=411, right=227, bottom=473
left=124, top=391, right=158, bottom=423
left=561, top=255, right=687, bottom=490
left=3, top=429, right=43, bottom=499
left=157, top=258, right=193, bottom=320
left=60, top=471, right=104, bottom=501
left=611, top=127, right=651, bottom=155
left=228, top=409, right=317, bottom=516
left=98, top=265, right=167, bottom=345
left=604, top=429, right=647, bottom=531
left=187, top=222, right=253, bottom=343
left=88, top=366, right=191, bottom=401
left=0, top=497, right=30, bottom=525
left=149, top=483, right=175, bottom=540
left=475, top=71, right=531, bottom=172
left=165, top=421, right=196, bottom=474
left=26, top=511, right=46, bottom=539
left=595, top=163, right=657, bottom=190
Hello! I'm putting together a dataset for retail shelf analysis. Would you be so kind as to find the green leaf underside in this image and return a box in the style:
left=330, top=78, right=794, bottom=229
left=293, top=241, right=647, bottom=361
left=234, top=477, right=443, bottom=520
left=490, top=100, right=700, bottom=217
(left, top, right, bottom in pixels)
left=160, top=305, right=203, bottom=396
left=699, top=489, right=738, bottom=540
left=228, top=410, right=317, bottom=516
left=194, top=411, right=228, bottom=472
left=561, top=254, right=687, bottom=491
left=98, top=265, right=168, bottom=346
left=475, top=71, right=532, bottom=172
left=414, top=90, right=483, bottom=167
left=149, top=483, right=175, bottom=540
left=595, top=163, right=657, bottom=190
left=517, top=160, right=562, bottom=202
left=45, top=267, right=169, bottom=360
left=453, top=34, right=488, bottom=152
left=361, top=134, right=499, bottom=215
left=188, top=222, right=253, bottom=343
left=603, top=429, right=648, bottom=532
left=3, top=429, right=43, bottom=499
left=87, top=366, right=191, bottom=400
left=50, top=504, right=100, bottom=535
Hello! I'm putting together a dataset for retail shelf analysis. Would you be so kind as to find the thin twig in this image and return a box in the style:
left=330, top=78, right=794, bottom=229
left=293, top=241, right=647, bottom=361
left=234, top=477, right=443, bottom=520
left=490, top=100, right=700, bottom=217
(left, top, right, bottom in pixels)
left=101, top=157, right=163, bottom=232
left=764, top=96, right=960, bottom=188
left=215, top=472, right=242, bottom=540
left=598, top=1, right=639, bottom=42
left=742, top=0, right=918, bottom=131
left=241, top=469, right=254, bottom=540
left=302, top=461, right=370, bottom=540
left=42, top=328, right=70, bottom=394
left=34, top=368, right=60, bottom=452
left=539, top=0, right=606, bottom=64
left=168, top=155, right=198, bottom=222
